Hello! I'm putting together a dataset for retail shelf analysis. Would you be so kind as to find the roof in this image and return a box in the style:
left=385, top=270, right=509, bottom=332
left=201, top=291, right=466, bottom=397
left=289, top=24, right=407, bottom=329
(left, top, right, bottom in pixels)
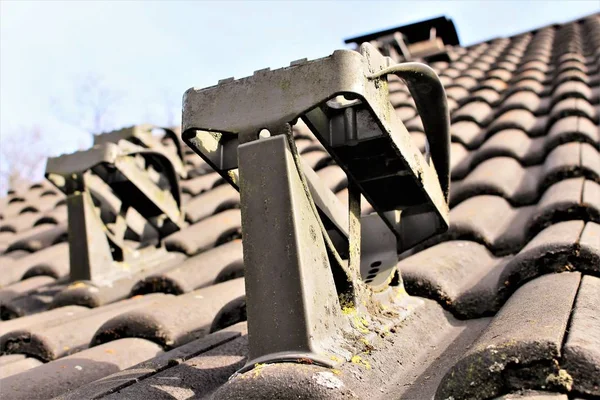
left=1, top=12, right=599, bottom=400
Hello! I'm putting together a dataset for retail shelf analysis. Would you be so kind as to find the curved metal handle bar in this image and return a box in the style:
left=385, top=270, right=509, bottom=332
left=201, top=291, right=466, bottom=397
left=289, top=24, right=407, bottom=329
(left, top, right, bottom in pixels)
left=369, top=63, right=450, bottom=201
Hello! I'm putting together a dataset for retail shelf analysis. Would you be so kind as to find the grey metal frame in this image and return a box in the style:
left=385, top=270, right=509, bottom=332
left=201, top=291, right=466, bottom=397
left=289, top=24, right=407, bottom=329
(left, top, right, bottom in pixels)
left=181, top=44, right=450, bottom=370
left=45, top=131, right=186, bottom=283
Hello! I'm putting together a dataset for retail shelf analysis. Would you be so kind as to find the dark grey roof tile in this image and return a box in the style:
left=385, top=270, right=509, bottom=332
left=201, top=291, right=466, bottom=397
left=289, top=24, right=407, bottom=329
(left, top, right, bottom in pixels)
left=0, top=305, right=88, bottom=336
left=0, top=276, right=55, bottom=305
left=50, top=252, right=186, bottom=308
left=213, top=363, right=357, bottom=400
left=449, top=142, right=470, bottom=175
left=0, top=354, right=24, bottom=365
left=554, top=69, right=590, bottom=85
left=315, top=165, right=348, bottom=193
left=0, top=211, right=40, bottom=233
left=0, top=338, right=163, bottom=400
left=510, top=78, right=546, bottom=95
left=541, top=142, right=597, bottom=186
left=0, top=243, right=68, bottom=287
left=20, top=242, right=69, bottom=280
left=453, top=101, right=493, bottom=125
left=546, top=115, right=599, bottom=147
left=2, top=201, right=28, bottom=219
left=479, top=77, right=508, bottom=92
left=54, top=323, right=247, bottom=400
left=0, top=250, right=28, bottom=261
left=550, top=98, right=598, bottom=124
left=185, top=184, right=239, bottom=223
left=439, top=75, right=454, bottom=87
left=409, top=131, right=427, bottom=152
left=179, top=172, right=223, bottom=196
left=436, top=272, right=581, bottom=400
left=513, top=69, right=547, bottom=83
left=562, top=275, right=600, bottom=397
left=0, top=293, right=170, bottom=362
left=388, top=90, right=410, bottom=105
left=447, top=195, right=533, bottom=254
left=0, top=232, right=15, bottom=248
left=527, top=178, right=599, bottom=238
left=591, top=85, right=600, bottom=103
left=495, top=60, right=518, bottom=72
left=404, top=115, right=425, bottom=132
left=92, top=278, right=245, bottom=349
left=488, top=68, right=513, bottom=81
left=552, top=80, right=593, bottom=103
left=34, top=203, right=67, bottom=226
left=131, top=240, right=243, bottom=295
left=295, top=138, right=324, bottom=154
left=439, top=177, right=597, bottom=255
left=1, top=282, right=66, bottom=319
left=558, top=52, right=587, bottom=64
left=580, top=221, right=600, bottom=267
left=475, top=129, right=544, bottom=165
left=102, top=329, right=248, bottom=400
left=445, top=86, right=470, bottom=102
left=500, top=91, right=542, bottom=113
left=210, top=295, right=246, bottom=333
left=450, top=157, right=542, bottom=206
left=581, top=141, right=600, bottom=178
left=453, top=75, right=479, bottom=90
left=450, top=120, right=483, bottom=147
left=470, top=88, right=502, bottom=105
left=399, top=240, right=504, bottom=318
left=441, top=67, right=461, bottom=78
left=5, top=223, right=67, bottom=253
left=495, top=391, right=568, bottom=399
left=401, top=220, right=596, bottom=319
left=497, top=219, right=597, bottom=295
left=557, top=59, right=588, bottom=74
left=519, top=60, right=550, bottom=73
left=452, top=61, right=469, bottom=71
left=0, top=356, right=42, bottom=379
left=395, top=105, right=417, bottom=121
left=582, top=179, right=600, bottom=212
left=213, top=298, right=490, bottom=400
left=180, top=192, right=192, bottom=206
left=463, top=68, right=486, bottom=80
left=165, top=209, right=242, bottom=256
left=301, top=150, right=332, bottom=170
left=488, top=109, right=538, bottom=134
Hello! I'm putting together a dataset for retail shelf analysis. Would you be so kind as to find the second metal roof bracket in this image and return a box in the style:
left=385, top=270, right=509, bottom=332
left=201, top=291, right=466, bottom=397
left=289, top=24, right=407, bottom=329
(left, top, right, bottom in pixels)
left=45, top=141, right=186, bottom=284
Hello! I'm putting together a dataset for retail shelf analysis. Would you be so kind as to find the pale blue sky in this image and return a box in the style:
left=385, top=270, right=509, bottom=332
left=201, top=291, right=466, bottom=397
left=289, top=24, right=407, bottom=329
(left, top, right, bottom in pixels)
left=1, top=0, right=599, bottom=161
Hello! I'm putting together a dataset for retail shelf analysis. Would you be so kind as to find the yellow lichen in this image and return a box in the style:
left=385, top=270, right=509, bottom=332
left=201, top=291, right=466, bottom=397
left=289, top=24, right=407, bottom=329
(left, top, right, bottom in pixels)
left=350, top=355, right=371, bottom=370
left=329, top=355, right=343, bottom=363
left=253, top=363, right=266, bottom=377
left=546, top=369, right=573, bottom=391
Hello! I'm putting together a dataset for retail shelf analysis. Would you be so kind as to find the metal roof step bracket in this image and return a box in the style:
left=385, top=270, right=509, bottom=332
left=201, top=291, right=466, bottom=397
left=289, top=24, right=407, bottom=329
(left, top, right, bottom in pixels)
left=345, top=16, right=459, bottom=62
left=93, top=124, right=188, bottom=179
left=182, top=43, right=450, bottom=372
left=45, top=137, right=186, bottom=283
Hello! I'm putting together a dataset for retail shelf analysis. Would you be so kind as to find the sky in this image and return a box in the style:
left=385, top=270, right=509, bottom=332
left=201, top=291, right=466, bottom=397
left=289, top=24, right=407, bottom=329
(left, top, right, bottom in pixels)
left=0, top=0, right=599, bottom=189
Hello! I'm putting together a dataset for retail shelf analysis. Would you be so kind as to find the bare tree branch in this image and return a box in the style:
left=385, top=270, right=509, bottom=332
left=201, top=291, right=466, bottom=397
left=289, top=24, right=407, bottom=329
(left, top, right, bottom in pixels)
left=52, top=73, right=122, bottom=136
left=161, top=88, right=181, bottom=128
left=0, top=125, right=48, bottom=193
